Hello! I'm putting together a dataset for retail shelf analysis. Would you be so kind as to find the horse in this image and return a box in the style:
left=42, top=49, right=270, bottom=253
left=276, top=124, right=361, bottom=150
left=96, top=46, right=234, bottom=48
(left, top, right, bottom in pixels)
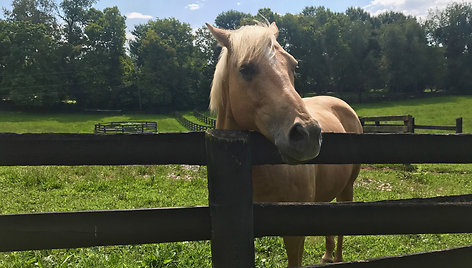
left=206, top=22, right=363, bottom=267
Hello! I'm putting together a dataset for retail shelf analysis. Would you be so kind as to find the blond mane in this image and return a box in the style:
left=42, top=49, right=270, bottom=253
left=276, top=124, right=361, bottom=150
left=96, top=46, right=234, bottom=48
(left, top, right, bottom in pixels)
left=209, top=23, right=275, bottom=114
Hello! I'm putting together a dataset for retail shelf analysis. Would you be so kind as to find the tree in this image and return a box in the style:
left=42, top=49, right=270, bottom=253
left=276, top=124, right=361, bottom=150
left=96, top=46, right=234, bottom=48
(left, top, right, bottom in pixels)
left=130, top=18, right=197, bottom=111
left=3, top=0, right=57, bottom=29
left=193, top=25, right=218, bottom=109
left=82, top=6, right=127, bottom=108
left=343, top=7, right=383, bottom=101
left=0, top=21, right=63, bottom=107
left=214, top=10, right=251, bottom=29
left=379, top=17, right=432, bottom=95
left=1, top=0, right=63, bottom=107
left=58, top=0, right=97, bottom=107
left=426, top=2, right=472, bottom=92
left=295, top=7, right=349, bottom=93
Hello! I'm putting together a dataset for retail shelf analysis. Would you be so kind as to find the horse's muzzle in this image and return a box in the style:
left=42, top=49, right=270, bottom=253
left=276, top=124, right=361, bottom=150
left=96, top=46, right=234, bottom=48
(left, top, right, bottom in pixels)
left=276, top=122, right=322, bottom=164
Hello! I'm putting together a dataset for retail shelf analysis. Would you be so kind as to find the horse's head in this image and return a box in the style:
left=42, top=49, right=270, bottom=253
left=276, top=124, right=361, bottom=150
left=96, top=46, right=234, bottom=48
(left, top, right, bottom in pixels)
left=207, top=22, right=322, bottom=163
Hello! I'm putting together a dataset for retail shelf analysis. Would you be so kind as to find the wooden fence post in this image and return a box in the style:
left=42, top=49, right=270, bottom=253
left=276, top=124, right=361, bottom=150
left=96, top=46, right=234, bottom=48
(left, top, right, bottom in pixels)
left=456, top=117, right=463, bottom=133
left=205, top=130, right=255, bottom=268
left=407, top=115, right=414, bottom=133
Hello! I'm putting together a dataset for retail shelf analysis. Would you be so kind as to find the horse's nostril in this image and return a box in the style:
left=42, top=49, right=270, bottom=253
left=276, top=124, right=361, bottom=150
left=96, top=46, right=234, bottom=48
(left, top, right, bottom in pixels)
left=289, top=123, right=308, bottom=143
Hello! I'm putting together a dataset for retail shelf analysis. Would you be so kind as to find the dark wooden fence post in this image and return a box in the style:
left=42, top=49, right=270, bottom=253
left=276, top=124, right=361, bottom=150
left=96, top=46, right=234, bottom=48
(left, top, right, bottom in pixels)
left=205, top=130, right=255, bottom=268
left=407, top=115, right=414, bottom=133
left=456, top=117, right=463, bottom=133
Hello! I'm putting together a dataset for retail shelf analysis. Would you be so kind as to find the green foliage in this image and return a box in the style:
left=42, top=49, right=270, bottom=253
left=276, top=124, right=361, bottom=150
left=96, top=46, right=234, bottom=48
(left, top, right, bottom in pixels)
left=425, top=2, right=472, bottom=92
left=378, top=18, right=433, bottom=94
left=0, top=1, right=471, bottom=112
left=82, top=6, right=127, bottom=108
left=214, top=10, right=251, bottom=30
left=130, top=18, right=208, bottom=112
left=3, top=0, right=57, bottom=28
left=0, top=20, right=63, bottom=107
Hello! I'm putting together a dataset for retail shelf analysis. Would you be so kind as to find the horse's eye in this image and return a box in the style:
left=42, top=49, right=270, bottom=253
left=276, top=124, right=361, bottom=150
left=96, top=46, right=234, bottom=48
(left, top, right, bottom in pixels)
left=239, top=63, right=256, bottom=80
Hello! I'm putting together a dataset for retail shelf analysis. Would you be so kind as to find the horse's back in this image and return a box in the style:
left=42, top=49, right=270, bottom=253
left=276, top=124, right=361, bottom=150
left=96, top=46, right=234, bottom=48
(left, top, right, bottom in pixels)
left=303, top=96, right=362, bottom=134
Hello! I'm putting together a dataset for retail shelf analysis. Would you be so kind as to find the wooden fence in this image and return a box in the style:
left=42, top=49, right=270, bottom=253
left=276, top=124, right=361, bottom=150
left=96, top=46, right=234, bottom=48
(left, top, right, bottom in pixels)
left=1, top=131, right=472, bottom=267
left=194, top=111, right=217, bottom=128
left=360, top=115, right=463, bottom=133
left=94, top=121, right=158, bottom=134
left=175, top=113, right=213, bottom=132
left=191, top=113, right=463, bottom=134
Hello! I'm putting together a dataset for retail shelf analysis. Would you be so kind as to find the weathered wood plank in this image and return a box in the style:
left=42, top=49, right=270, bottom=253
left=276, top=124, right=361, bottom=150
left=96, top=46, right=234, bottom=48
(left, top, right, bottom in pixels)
left=1, top=132, right=472, bottom=166
left=2, top=195, right=471, bottom=252
left=414, top=125, right=457, bottom=131
left=0, top=206, right=210, bottom=252
left=254, top=194, right=472, bottom=237
left=0, top=132, right=206, bottom=166
left=362, top=125, right=409, bottom=133
left=306, top=245, right=472, bottom=268
left=359, top=115, right=412, bottom=122
left=251, top=132, right=472, bottom=165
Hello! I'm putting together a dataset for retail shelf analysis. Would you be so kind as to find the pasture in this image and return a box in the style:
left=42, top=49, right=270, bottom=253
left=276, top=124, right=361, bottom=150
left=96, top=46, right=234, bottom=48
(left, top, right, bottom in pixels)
left=1, top=95, right=472, bottom=267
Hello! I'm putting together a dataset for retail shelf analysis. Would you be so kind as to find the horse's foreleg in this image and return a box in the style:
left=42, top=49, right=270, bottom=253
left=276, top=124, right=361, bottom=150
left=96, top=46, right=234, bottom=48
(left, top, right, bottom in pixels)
left=335, top=235, right=344, bottom=262
left=283, top=236, right=305, bottom=267
left=333, top=172, right=357, bottom=263
left=321, top=236, right=335, bottom=263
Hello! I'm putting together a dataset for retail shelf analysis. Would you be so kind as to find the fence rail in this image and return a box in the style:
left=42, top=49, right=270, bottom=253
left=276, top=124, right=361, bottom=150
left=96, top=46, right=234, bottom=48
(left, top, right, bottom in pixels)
left=175, top=113, right=213, bottom=132
left=1, top=132, right=471, bottom=166
left=309, top=245, right=472, bottom=268
left=2, top=194, right=471, bottom=252
left=194, top=111, right=216, bottom=128
left=1, top=131, right=471, bottom=267
left=94, top=121, right=158, bottom=134
left=360, top=115, right=463, bottom=133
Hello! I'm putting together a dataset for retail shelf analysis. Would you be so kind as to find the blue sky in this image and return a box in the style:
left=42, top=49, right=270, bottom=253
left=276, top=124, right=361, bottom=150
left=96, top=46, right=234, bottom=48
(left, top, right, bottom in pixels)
left=1, top=0, right=468, bottom=40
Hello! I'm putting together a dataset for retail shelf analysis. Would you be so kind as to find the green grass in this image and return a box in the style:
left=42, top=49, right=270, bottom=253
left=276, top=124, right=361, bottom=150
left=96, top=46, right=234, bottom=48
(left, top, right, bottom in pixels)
left=353, top=95, right=471, bottom=133
left=1, top=95, right=472, bottom=267
left=0, top=111, right=187, bottom=133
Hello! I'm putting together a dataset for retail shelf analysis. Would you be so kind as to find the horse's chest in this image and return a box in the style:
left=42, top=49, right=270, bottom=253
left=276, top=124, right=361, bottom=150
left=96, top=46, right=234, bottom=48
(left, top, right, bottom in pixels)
left=252, top=165, right=316, bottom=202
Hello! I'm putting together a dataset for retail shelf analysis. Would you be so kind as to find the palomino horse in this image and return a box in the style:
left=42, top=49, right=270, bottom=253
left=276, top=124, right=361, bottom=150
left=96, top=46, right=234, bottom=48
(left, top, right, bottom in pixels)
left=206, top=22, right=363, bottom=267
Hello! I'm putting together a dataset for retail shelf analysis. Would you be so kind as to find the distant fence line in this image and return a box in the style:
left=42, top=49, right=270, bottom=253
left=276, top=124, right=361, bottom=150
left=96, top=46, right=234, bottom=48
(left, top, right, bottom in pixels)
left=175, top=113, right=213, bottom=132
left=360, top=115, right=463, bottom=134
left=94, top=121, right=158, bottom=134
left=183, top=113, right=463, bottom=134
left=193, top=111, right=216, bottom=128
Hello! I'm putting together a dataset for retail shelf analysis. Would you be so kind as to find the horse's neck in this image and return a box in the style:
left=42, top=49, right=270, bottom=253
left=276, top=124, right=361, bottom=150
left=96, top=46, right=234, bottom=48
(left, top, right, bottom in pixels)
left=216, top=102, right=241, bottom=130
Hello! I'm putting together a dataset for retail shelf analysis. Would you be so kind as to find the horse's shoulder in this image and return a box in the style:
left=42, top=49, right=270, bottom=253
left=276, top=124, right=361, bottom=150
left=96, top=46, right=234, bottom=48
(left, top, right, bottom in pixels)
left=302, top=96, right=362, bottom=133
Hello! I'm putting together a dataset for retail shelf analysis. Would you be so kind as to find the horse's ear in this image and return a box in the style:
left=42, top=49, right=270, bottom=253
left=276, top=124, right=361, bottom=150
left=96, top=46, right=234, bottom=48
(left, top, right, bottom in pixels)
left=206, top=23, right=231, bottom=48
left=270, top=22, right=279, bottom=39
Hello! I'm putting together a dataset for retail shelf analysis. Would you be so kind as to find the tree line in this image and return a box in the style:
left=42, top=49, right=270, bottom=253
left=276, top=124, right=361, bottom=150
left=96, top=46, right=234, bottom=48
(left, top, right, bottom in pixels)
left=0, top=0, right=471, bottom=112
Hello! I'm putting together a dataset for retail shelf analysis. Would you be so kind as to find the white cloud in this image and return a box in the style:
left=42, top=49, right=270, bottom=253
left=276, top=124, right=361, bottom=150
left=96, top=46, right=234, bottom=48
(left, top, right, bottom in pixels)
left=364, top=0, right=467, bottom=18
left=126, top=12, right=152, bottom=20
left=237, top=2, right=241, bottom=6
left=186, top=3, right=200, bottom=10
left=126, top=32, right=136, bottom=41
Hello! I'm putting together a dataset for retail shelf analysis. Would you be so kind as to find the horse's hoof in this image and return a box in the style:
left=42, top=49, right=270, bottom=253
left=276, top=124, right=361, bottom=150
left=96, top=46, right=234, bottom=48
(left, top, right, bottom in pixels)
left=320, top=258, right=334, bottom=264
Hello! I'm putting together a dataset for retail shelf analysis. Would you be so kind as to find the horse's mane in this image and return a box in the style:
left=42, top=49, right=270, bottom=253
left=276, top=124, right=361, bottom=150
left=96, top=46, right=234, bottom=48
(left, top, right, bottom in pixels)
left=209, top=23, right=275, bottom=114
